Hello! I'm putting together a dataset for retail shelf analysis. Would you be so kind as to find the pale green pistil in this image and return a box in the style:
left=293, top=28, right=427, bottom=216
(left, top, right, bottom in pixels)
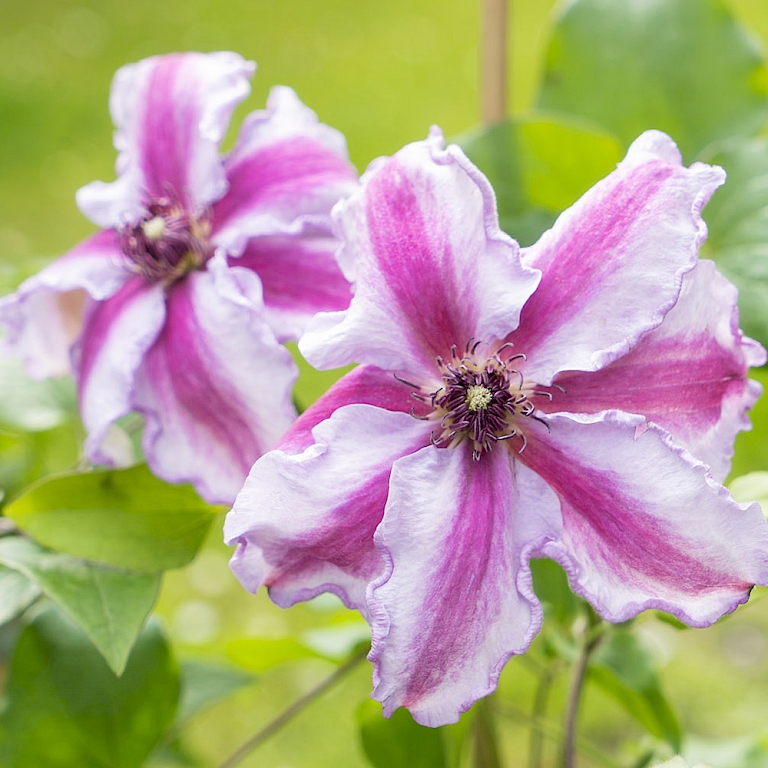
left=142, top=216, right=167, bottom=240
left=465, top=384, right=493, bottom=412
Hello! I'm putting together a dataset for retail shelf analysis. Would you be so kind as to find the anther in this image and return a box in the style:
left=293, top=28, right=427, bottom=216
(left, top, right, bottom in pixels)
left=394, top=373, right=420, bottom=389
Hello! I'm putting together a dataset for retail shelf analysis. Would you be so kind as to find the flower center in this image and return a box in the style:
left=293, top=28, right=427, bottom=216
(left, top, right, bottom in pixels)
left=118, top=193, right=213, bottom=284
left=399, top=342, right=551, bottom=461
left=465, top=384, right=493, bottom=412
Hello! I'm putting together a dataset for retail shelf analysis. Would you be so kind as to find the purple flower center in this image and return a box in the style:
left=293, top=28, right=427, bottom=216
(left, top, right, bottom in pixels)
left=118, top=193, right=213, bottom=284
left=403, top=342, right=551, bottom=460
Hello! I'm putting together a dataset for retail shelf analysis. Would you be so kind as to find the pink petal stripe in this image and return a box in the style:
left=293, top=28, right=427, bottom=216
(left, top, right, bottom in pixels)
left=212, top=86, right=357, bottom=255
left=277, top=365, right=420, bottom=456
left=0, top=230, right=129, bottom=378
left=232, top=86, right=350, bottom=162
left=77, top=52, right=255, bottom=228
left=512, top=131, right=725, bottom=385
left=224, top=405, right=432, bottom=613
left=370, top=445, right=561, bottom=726
left=231, top=230, right=352, bottom=342
left=133, top=256, right=297, bottom=505
left=75, top=277, right=166, bottom=463
left=521, top=411, right=768, bottom=626
left=540, top=261, right=766, bottom=482
left=300, top=128, right=540, bottom=379
left=217, top=135, right=355, bottom=222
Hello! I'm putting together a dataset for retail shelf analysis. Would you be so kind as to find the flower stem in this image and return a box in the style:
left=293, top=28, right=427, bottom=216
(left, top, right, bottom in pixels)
left=217, top=647, right=368, bottom=768
left=473, top=694, right=502, bottom=768
left=562, top=612, right=605, bottom=768
left=481, top=0, right=508, bottom=126
left=528, top=663, right=557, bottom=768
left=496, top=702, right=622, bottom=768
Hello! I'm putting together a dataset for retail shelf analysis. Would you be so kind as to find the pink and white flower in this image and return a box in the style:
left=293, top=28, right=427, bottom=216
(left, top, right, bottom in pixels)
left=0, top=51, right=358, bottom=504
left=224, top=128, right=768, bottom=726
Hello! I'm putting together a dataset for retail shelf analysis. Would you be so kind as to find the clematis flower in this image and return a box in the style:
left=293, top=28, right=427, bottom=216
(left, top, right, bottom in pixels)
left=0, top=51, right=358, bottom=504
left=224, top=128, right=768, bottom=726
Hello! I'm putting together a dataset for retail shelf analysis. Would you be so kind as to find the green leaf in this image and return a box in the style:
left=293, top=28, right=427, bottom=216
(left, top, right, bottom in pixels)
left=357, top=698, right=448, bottom=768
left=0, top=564, right=40, bottom=626
left=302, top=619, right=372, bottom=660
left=0, top=606, right=179, bottom=768
left=0, top=424, right=84, bottom=509
left=0, top=355, right=77, bottom=433
left=175, top=660, right=253, bottom=723
left=538, top=0, right=768, bottom=160
left=530, top=558, right=580, bottom=626
left=226, top=636, right=328, bottom=672
left=589, top=630, right=681, bottom=750
left=653, top=612, right=689, bottom=631
left=459, top=116, right=622, bottom=245
left=729, top=470, right=768, bottom=512
left=731, top=367, right=768, bottom=480
left=4, top=464, right=219, bottom=572
left=698, top=138, right=768, bottom=351
left=146, top=739, right=201, bottom=768
left=145, top=663, right=252, bottom=768
left=0, top=536, right=160, bottom=674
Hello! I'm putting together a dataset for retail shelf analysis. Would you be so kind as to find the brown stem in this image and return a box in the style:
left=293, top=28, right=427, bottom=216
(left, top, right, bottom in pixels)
left=217, top=648, right=368, bottom=768
left=481, top=0, right=509, bottom=125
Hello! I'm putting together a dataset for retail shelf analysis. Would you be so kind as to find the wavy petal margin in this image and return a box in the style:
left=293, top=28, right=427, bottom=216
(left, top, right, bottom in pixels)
left=369, top=445, right=561, bottom=726
left=225, top=405, right=432, bottom=613
left=513, top=131, right=725, bottom=385
left=213, top=85, right=358, bottom=255
left=75, top=277, right=166, bottom=464
left=542, top=260, right=766, bottom=482
left=277, top=364, right=417, bottom=456
left=232, top=228, right=352, bottom=342
left=0, top=230, right=129, bottom=378
left=522, top=411, right=768, bottom=626
left=77, top=52, right=255, bottom=228
left=133, top=255, right=297, bottom=505
left=300, top=127, right=540, bottom=379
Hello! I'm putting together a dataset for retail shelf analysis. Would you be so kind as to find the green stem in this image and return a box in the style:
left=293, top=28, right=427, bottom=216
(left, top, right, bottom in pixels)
left=474, top=694, right=502, bottom=768
left=217, top=647, right=368, bottom=768
left=528, top=663, right=556, bottom=768
left=497, top=702, right=622, bottom=768
left=562, top=612, right=605, bottom=768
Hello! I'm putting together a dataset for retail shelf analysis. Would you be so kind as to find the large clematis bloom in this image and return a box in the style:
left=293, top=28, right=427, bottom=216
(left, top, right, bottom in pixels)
left=0, top=51, right=358, bottom=504
left=224, top=128, right=768, bottom=726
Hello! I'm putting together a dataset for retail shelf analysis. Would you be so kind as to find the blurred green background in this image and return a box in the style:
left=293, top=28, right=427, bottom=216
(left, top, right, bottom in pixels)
left=0, top=0, right=558, bottom=280
left=5, top=0, right=768, bottom=766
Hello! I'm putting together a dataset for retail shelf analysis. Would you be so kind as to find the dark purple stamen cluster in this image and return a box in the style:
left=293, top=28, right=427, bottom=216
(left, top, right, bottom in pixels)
left=118, top=193, right=212, bottom=284
left=402, top=341, right=552, bottom=460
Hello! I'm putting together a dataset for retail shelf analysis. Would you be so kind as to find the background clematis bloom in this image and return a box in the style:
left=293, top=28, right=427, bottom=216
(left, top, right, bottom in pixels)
left=0, top=51, right=358, bottom=504
left=224, top=128, right=768, bottom=726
